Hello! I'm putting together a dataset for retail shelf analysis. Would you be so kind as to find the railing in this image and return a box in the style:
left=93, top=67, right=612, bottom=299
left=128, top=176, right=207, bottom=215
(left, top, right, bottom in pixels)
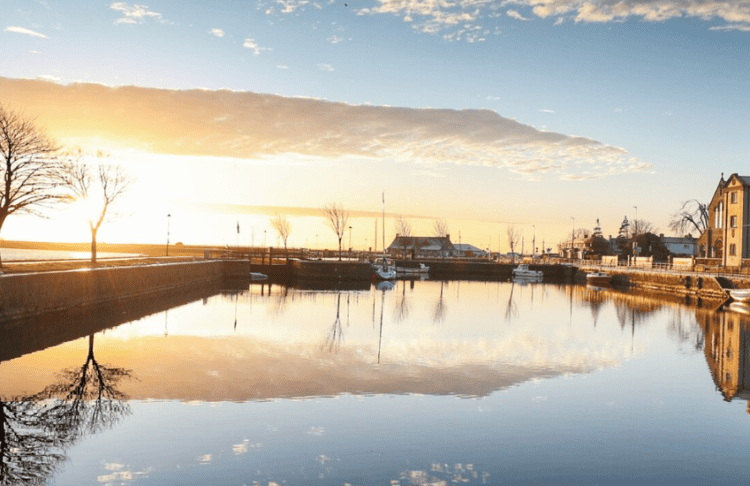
left=571, top=258, right=750, bottom=279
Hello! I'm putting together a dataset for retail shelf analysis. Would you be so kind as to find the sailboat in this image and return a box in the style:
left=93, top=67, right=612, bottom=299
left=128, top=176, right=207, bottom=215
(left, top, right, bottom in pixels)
left=373, top=192, right=396, bottom=280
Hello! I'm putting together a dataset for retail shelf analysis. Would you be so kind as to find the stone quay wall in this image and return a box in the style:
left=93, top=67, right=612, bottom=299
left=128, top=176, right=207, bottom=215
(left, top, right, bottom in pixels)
left=577, top=266, right=750, bottom=299
left=0, top=260, right=250, bottom=321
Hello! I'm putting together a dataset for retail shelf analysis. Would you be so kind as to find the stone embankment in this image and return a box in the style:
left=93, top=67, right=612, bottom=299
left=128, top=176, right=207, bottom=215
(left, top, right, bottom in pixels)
left=577, top=266, right=750, bottom=300
left=0, top=260, right=250, bottom=321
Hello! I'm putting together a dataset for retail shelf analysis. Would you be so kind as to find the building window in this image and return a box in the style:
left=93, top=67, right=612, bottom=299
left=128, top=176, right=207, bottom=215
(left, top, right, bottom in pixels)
left=716, top=202, right=724, bottom=229
left=731, top=192, right=738, bottom=204
left=731, top=215, right=738, bottom=228
left=730, top=243, right=736, bottom=256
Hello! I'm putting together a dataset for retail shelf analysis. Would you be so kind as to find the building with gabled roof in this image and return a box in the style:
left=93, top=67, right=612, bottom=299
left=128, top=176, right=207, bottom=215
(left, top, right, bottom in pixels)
left=697, top=173, right=750, bottom=267
left=387, top=235, right=456, bottom=258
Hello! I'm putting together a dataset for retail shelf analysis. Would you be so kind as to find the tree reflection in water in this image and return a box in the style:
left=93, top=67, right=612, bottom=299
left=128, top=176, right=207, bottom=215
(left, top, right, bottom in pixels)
left=0, top=397, right=66, bottom=486
left=393, top=280, right=410, bottom=323
left=323, top=293, right=343, bottom=353
left=1, top=333, right=132, bottom=486
left=432, top=281, right=446, bottom=323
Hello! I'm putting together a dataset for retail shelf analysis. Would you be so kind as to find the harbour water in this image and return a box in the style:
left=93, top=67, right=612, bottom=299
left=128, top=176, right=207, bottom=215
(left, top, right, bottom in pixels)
left=1, top=279, right=748, bottom=485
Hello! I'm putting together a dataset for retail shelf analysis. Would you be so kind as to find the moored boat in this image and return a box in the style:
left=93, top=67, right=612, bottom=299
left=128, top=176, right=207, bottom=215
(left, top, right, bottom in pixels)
left=396, top=261, right=429, bottom=277
left=512, top=264, right=543, bottom=278
left=586, top=271, right=612, bottom=286
left=373, top=257, right=396, bottom=280
left=729, top=289, right=750, bottom=303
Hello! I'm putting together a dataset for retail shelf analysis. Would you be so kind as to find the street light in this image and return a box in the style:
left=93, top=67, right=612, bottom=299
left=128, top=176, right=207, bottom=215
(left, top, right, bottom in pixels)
left=348, top=225, right=352, bottom=254
left=633, top=206, right=638, bottom=238
left=532, top=225, right=536, bottom=258
left=570, top=217, right=575, bottom=259
left=166, top=213, right=171, bottom=257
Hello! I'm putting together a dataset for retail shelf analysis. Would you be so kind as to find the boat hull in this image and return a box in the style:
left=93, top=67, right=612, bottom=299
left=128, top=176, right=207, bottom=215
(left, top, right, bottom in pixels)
left=729, top=289, right=750, bottom=303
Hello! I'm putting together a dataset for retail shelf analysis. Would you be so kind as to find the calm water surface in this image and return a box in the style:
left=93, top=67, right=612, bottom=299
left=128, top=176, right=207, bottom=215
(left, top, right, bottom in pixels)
left=1, top=279, right=748, bottom=485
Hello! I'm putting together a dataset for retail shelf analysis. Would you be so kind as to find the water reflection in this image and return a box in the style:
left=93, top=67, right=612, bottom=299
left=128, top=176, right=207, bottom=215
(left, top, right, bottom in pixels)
left=1, top=333, right=131, bottom=486
left=704, top=306, right=750, bottom=408
left=7, top=280, right=750, bottom=484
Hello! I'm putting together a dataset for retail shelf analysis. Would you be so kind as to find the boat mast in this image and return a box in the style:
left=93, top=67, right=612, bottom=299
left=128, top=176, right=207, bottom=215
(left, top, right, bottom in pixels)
left=381, top=192, right=386, bottom=258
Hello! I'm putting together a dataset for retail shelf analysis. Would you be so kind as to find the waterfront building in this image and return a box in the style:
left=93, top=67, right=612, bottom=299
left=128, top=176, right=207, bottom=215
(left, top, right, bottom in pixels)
left=697, top=173, right=750, bottom=267
left=661, top=234, right=697, bottom=257
left=387, top=235, right=455, bottom=258
left=453, top=243, right=488, bottom=258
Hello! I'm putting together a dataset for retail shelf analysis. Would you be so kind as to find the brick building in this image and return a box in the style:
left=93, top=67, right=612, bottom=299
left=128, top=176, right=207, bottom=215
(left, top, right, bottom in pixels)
left=698, top=173, right=750, bottom=267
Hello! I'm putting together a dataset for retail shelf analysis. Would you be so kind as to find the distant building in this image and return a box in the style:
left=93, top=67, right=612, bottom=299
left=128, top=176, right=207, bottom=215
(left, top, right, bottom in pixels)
left=697, top=173, right=750, bottom=267
left=387, top=235, right=455, bottom=258
left=661, top=234, right=696, bottom=257
left=453, top=243, right=488, bottom=258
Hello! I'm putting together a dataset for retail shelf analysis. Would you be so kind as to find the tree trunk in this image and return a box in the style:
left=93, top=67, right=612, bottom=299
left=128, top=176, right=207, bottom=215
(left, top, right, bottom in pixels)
left=91, top=229, right=98, bottom=264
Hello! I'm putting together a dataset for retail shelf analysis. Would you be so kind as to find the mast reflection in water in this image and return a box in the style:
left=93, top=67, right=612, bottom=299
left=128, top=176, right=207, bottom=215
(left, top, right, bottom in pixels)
left=1, top=279, right=748, bottom=485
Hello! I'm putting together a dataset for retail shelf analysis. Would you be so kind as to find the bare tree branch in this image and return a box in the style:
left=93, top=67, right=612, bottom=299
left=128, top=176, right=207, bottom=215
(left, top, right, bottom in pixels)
left=270, top=213, right=292, bottom=250
left=320, top=202, right=349, bottom=260
left=432, top=219, right=449, bottom=238
left=394, top=215, right=412, bottom=237
left=61, top=151, right=135, bottom=263
left=669, top=199, right=708, bottom=236
left=506, top=225, right=520, bottom=263
left=0, top=104, right=67, bottom=269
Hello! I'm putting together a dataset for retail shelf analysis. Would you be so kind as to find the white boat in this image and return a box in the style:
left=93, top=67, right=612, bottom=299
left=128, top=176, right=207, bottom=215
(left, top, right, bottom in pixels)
left=729, top=289, right=750, bottom=303
left=396, top=262, right=429, bottom=277
left=728, top=302, right=750, bottom=315
left=586, top=271, right=612, bottom=286
left=250, top=272, right=268, bottom=281
left=512, top=264, right=543, bottom=278
left=373, top=192, right=396, bottom=281
left=373, top=257, right=396, bottom=280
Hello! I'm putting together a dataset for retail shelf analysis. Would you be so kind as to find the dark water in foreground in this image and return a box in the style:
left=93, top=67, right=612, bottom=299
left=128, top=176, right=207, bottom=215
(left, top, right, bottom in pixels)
left=1, top=279, right=748, bottom=485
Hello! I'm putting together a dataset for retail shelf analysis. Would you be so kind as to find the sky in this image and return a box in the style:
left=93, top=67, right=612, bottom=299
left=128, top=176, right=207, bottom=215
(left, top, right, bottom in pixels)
left=1, top=0, right=749, bottom=252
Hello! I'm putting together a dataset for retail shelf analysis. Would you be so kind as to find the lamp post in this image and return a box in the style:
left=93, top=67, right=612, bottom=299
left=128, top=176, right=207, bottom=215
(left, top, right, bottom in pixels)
left=532, top=225, right=536, bottom=258
left=349, top=225, right=352, bottom=254
left=570, top=217, right=575, bottom=259
left=166, top=213, right=171, bottom=256
left=633, top=205, right=638, bottom=257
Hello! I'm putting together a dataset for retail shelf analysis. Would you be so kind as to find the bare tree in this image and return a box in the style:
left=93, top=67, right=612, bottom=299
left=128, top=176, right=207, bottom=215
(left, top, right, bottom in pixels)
left=506, top=225, right=521, bottom=263
left=433, top=219, right=449, bottom=237
left=394, top=215, right=412, bottom=237
left=631, top=219, right=657, bottom=239
left=669, top=199, right=708, bottom=236
left=320, top=202, right=349, bottom=260
left=63, top=152, right=134, bottom=264
left=0, top=105, right=67, bottom=271
left=270, top=213, right=292, bottom=251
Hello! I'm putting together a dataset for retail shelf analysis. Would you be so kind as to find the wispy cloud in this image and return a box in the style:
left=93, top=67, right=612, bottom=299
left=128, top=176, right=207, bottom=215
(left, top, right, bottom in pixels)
left=354, top=1, right=750, bottom=39
left=327, top=35, right=344, bottom=44
left=243, top=38, right=271, bottom=55
left=1, top=77, right=651, bottom=181
left=4, top=26, right=49, bottom=38
left=507, top=10, right=529, bottom=21
left=539, top=109, right=555, bottom=113
left=318, top=63, right=334, bottom=71
left=109, top=2, right=164, bottom=25
left=209, top=28, right=224, bottom=37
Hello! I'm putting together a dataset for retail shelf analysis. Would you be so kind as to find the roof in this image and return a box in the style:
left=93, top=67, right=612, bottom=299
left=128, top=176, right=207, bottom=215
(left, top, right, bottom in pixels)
left=387, top=236, right=454, bottom=252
